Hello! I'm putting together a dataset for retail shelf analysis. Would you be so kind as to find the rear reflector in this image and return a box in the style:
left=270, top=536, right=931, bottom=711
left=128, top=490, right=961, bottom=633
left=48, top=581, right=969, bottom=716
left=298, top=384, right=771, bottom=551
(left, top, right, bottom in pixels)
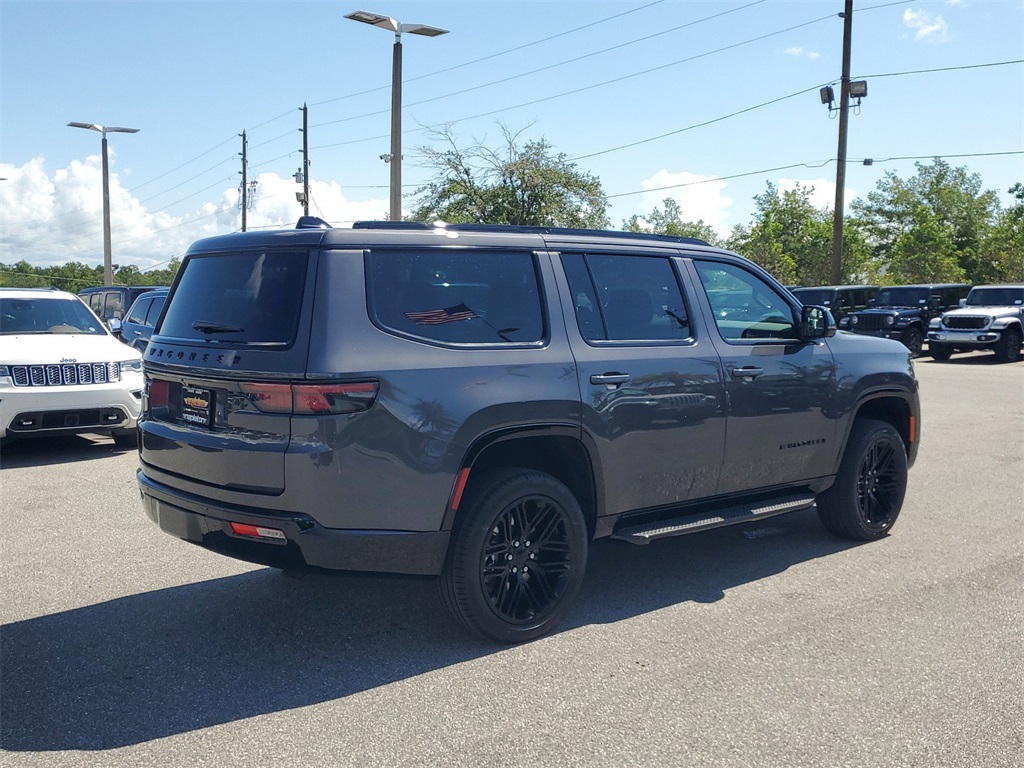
left=240, top=380, right=379, bottom=415
left=230, top=522, right=286, bottom=540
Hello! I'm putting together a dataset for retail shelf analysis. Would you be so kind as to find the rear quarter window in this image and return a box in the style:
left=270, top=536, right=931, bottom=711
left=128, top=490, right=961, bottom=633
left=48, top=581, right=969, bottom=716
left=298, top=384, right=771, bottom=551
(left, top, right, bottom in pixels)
left=366, top=249, right=544, bottom=345
left=158, top=250, right=308, bottom=345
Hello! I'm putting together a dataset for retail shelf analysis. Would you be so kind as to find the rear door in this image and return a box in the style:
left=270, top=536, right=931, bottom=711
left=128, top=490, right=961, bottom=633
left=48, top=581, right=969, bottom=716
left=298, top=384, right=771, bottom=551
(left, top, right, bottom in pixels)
left=557, top=250, right=726, bottom=516
left=140, top=247, right=317, bottom=494
left=687, top=258, right=837, bottom=495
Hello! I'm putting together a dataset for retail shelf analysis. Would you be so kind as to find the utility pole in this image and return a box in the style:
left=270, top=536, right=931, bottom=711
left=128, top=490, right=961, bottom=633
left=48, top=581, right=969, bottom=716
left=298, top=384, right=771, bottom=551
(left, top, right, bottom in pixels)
left=239, top=130, right=248, bottom=232
left=301, top=104, right=310, bottom=217
left=830, top=0, right=854, bottom=284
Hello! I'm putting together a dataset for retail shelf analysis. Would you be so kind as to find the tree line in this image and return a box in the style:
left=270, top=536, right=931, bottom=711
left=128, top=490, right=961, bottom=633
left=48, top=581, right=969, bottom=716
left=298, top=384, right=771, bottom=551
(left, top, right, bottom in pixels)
left=4, top=128, right=1021, bottom=290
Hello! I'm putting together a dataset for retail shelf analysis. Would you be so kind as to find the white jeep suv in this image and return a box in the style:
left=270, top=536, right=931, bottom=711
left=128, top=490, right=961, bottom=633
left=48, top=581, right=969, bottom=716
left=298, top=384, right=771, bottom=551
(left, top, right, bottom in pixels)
left=0, top=288, right=143, bottom=446
left=928, top=284, right=1024, bottom=363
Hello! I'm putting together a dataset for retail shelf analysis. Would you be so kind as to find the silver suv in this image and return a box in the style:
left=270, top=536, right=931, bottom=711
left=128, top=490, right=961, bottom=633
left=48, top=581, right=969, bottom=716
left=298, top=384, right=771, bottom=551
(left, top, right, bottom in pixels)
left=137, top=220, right=920, bottom=642
left=928, top=284, right=1024, bottom=363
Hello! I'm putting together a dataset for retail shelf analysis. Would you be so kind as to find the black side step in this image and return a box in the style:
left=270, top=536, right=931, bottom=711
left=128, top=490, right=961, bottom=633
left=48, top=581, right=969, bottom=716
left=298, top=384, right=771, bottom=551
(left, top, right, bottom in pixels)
left=611, top=493, right=816, bottom=545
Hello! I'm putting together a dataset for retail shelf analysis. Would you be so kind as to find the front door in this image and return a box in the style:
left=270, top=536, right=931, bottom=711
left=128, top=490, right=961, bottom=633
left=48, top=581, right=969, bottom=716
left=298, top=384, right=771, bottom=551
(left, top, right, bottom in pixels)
left=687, top=259, right=837, bottom=496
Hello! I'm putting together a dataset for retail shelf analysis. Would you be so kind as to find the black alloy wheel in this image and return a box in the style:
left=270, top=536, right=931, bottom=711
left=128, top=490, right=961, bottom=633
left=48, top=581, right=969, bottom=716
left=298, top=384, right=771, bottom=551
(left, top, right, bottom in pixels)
left=440, top=469, right=588, bottom=643
left=817, top=419, right=908, bottom=541
left=903, top=327, right=924, bottom=358
left=995, top=328, right=1022, bottom=363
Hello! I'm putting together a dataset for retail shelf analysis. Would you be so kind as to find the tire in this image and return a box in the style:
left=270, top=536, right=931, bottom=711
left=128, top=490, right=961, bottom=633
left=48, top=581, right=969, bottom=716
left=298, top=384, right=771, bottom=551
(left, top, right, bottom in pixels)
left=112, top=430, right=137, bottom=449
left=903, top=326, right=924, bottom=358
left=929, top=343, right=952, bottom=361
left=994, top=327, right=1022, bottom=363
left=817, top=419, right=908, bottom=541
left=439, top=469, right=589, bottom=644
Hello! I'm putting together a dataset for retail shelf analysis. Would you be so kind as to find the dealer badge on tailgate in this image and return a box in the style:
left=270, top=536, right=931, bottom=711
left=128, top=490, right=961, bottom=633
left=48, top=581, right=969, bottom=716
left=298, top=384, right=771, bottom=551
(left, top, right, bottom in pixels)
left=181, top=385, right=213, bottom=427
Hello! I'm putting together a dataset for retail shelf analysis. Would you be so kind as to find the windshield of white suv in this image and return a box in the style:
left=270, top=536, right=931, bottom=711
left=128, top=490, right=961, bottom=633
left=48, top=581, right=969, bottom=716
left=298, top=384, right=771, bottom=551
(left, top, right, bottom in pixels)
left=965, top=287, right=1024, bottom=307
left=0, top=297, right=106, bottom=335
left=874, top=287, right=930, bottom=307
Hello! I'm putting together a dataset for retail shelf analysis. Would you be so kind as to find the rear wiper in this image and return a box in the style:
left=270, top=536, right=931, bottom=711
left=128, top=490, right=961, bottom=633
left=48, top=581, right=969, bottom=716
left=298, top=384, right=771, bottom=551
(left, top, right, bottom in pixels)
left=192, top=320, right=244, bottom=334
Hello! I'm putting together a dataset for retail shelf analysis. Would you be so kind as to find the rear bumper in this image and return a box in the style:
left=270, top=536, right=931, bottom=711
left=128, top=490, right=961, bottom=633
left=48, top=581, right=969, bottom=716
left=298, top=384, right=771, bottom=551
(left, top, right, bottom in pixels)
left=138, top=470, right=449, bottom=575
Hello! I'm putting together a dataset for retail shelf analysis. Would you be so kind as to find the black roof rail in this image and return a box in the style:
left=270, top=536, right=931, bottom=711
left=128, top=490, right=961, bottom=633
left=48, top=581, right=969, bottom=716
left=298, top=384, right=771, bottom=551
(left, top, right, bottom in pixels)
left=350, top=220, right=711, bottom=247
left=296, top=216, right=332, bottom=229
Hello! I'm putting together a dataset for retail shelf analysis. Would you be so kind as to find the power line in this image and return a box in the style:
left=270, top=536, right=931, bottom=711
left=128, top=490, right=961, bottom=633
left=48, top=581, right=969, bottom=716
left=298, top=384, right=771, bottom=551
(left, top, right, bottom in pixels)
left=856, top=59, right=1024, bottom=79
left=308, top=0, right=671, bottom=109
left=311, top=11, right=837, bottom=152
left=607, top=160, right=834, bottom=199
left=312, top=1, right=769, bottom=129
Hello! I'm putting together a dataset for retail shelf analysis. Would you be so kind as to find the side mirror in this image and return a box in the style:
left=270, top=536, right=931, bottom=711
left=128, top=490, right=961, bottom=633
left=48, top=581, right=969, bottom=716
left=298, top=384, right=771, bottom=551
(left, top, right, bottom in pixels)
left=107, top=318, right=123, bottom=335
left=929, top=295, right=943, bottom=309
left=867, top=298, right=876, bottom=306
left=958, top=298, right=967, bottom=308
left=800, top=305, right=836, bottom=340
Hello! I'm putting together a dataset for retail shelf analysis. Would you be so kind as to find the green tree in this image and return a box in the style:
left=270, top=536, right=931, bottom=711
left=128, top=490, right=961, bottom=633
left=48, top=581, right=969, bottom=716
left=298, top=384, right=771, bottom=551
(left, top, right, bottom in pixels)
left=978, top=183, right=1024, bottom=283
left=726, top=182, right=871, bottom=285
left=622, top=197, right=722, bottom=246
left=851, top=159, right=1002, bottom=283
left=411, top=125, right=608, bottom=228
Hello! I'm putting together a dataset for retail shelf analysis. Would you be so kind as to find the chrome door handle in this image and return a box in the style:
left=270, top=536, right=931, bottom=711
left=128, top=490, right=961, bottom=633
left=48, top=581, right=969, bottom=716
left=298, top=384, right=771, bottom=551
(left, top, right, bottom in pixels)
left=591, top=373, right=630, bottom=386
left=730, top=367, right=764, bottom=379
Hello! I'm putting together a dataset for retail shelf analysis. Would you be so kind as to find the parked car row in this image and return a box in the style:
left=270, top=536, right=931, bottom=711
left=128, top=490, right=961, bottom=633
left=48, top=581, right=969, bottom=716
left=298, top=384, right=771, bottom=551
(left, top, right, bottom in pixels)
left=791, top=282, right=1022, bottom=363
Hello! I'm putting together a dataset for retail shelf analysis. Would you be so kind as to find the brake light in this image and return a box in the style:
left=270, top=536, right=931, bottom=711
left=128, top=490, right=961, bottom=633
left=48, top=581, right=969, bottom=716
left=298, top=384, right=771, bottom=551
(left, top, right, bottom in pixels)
left=147, top=378, right=169, bottom=408
left=240, top=381, right=379, bottom=415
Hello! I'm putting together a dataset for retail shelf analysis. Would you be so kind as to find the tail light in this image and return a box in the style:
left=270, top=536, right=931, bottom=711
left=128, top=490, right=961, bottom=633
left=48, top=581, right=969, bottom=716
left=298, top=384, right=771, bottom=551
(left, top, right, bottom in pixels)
left=146, top=378, right=170, bottom=408
left=241, top=381, right=379, bottom=415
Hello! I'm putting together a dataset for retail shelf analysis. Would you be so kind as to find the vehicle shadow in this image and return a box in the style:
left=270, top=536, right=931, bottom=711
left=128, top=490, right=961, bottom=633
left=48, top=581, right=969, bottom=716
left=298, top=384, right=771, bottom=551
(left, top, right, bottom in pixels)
left=0, top=434, right=133, bottom=469
left=0, top=509, right=853, bottom=752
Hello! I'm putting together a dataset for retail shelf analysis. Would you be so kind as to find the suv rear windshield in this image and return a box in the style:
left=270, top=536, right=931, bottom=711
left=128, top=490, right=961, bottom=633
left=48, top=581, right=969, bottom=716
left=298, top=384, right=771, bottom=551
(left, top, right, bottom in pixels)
left=158, top=251, right=307, bottom=345
left=874, top=287, right=930, bottom=307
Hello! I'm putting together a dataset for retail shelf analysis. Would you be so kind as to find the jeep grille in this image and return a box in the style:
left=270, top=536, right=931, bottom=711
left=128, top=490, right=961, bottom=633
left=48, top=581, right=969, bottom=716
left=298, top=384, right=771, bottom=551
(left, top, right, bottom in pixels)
left=11, top=362, right=121, bottom=387
left=853, top=314, right=892, bottom=331
left=942, top=316, right=989, bottom=330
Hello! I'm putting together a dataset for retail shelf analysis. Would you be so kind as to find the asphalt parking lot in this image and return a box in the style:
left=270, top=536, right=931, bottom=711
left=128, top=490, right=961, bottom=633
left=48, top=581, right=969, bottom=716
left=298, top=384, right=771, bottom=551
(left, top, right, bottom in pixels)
left=1, top=352, right=1021, bottom=768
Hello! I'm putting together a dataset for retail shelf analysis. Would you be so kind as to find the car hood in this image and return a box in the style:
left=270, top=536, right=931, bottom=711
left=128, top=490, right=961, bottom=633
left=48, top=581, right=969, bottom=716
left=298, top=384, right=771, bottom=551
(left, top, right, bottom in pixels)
left=943, top=306, right=1023, bottom=318
left=0, top=333, right=140, bottom=364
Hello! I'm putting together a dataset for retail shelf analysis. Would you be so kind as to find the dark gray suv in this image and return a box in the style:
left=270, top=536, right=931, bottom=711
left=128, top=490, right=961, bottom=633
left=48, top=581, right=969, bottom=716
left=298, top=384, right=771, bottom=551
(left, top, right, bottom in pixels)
left=137, top=220, right=920, bottom=642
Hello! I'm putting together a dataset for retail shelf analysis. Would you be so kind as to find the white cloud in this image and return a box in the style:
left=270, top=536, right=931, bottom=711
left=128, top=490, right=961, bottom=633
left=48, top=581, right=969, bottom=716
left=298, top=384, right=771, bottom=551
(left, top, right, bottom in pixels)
left=777, top=177, right=856, bottom=212
left=903, top=9, right=950, bottom=42
left=0, top=157, right=389, bottom=271
left=638, top=169, right=733, bottom=235
left=784, top=46, right=820, bottom=60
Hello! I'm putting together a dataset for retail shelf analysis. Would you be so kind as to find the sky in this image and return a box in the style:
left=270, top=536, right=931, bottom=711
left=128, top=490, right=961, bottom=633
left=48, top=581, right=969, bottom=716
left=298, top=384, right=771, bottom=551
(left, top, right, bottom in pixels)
left=1, top=0, right=1022, bottom=274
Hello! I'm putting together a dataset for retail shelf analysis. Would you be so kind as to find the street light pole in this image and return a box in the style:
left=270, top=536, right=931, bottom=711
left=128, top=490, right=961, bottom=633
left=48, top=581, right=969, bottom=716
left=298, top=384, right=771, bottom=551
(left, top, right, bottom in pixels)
left=345, top=9, right=449, bottom=222
left=68, top=122, right=140, bottom=286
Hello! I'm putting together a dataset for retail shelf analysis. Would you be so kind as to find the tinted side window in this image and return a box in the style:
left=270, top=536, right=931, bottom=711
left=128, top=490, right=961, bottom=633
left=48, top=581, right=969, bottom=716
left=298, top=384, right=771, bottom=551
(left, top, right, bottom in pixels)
left=126, top=297, right=151, bottom=325
left=367, top=250, right=543, bottom=344
left=695, top=261, right=797, bottom=341
left=145, top=296, right=166, bottom=327
left=88, top=293, right=102, bottom=312
left=159, top=250, right=308, bottom=344
left=561, top=253, right=690, bottom=342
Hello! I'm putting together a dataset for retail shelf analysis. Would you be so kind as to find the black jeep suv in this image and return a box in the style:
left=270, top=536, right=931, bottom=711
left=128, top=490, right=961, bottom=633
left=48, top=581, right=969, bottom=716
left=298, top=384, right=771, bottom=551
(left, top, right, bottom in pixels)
left=137, top=220, right=920, bottom=643
left=838, top=283, right=970, bottom=357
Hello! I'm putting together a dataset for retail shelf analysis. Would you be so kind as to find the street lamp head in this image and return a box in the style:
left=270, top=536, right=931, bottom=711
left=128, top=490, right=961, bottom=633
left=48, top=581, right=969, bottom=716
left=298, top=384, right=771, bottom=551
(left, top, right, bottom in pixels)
left=345, top=10, right=398, bottom=32
left=68, top=122, right=140, bottom=136
left=345, top=10, right=448, bottom=37
left=400, top=23, right=448, bottom=37
left=849, top=80, right=868, bottom=98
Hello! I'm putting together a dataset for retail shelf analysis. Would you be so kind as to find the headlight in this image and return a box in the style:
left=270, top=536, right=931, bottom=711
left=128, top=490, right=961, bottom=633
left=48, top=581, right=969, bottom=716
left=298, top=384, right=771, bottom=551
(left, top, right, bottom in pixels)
left=929, top=318, right=940, bottom=329
left=850, top=316, right=858, bottom=326
left=886, top=315, right=896, bottom=326
left=0, top=365, right=9, bottom=377
left=119, top=359, right=143, bottom=373
left=838, top=317, right=850, bottom=327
